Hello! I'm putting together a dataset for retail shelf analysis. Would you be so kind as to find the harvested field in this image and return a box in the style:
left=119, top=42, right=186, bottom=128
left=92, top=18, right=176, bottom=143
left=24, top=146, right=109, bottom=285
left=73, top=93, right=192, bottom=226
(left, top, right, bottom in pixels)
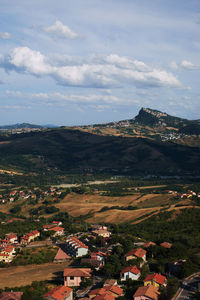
left=55, top=193, right=144, bottom=217
left=55, top=193, right=172, bottom=218
left=0, top=261, right=71, bottom=288
left=87, top=207, right=158, bottom=224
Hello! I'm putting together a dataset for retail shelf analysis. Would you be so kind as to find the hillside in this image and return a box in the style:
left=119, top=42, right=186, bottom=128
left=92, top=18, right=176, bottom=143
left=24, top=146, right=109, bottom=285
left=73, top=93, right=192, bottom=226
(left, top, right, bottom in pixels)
left=0, top=123, right=44, bottom=130
left=0, top=128, right=199, bottom=176
left=76, top=108, right=200, bottom=145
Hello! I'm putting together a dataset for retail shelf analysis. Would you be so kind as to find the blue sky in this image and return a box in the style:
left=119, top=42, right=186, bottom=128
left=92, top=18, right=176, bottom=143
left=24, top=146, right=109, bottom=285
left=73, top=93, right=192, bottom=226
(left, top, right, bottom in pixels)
left=0, top=0, right=200, bottom=125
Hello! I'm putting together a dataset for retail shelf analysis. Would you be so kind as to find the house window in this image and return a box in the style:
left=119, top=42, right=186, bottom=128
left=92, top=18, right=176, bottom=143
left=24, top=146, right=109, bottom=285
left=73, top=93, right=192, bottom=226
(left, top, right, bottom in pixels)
left=70, top=276, right=74, bottom=280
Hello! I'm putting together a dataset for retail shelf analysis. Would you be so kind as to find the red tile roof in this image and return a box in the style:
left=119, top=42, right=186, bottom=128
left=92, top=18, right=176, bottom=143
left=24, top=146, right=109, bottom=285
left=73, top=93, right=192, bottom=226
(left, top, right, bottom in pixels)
left=63, top=268, right=92, bottom=277
left=54, top=248, right=71, bottom=260
left=160, top=242, right=172, bottom=249
left=125, top=248, right=146, bottom=258
left=94, top=294, right=115, bottom=300
left=109, top=285, right=123, bottom=296
left=89, top=288, right=107, bottom=296
left=49, top=227, right=64, bottom=232
left=144, top=273, right=166, bottom=285
left=66, top=236, right=88, bottom=249
left=143, top=241, right=156, bottom=248
left=89, top=285, right=123, bottom=298
left=134, top=285, right=160, bottom=300
left=45, top=285, right=72, bottom=300
left=120, top=265, right=140, bottom=275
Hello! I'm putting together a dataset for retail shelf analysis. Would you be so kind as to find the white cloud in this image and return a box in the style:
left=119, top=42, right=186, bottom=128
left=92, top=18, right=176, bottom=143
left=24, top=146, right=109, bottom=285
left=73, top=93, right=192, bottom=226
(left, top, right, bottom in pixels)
left=9, top=47, right=52, bottom=75
left=169, top=61, right=178, bottom=70
left=1, top=47, right=182, bottom=89
left=0, top=32, right=11, bottom=39
left=180, top=60, right=199, bottom=70
left=105, top=54, right=149, bottom=71
left=43, top=20, right=80, bottom=39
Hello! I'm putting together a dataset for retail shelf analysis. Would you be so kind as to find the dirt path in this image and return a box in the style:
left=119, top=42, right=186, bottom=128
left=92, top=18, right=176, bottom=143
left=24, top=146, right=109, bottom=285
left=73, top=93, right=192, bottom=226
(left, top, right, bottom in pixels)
left=54, top=180, right=118, bottom=188
left=0, top=261, right=71, bottom=288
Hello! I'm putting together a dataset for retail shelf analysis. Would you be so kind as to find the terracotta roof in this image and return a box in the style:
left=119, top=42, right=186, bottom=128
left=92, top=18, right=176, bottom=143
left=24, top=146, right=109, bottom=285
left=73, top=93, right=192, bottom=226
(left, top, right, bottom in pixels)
left=109, top=285, right=123, bottom=296
left=89, top=285, right=123, bottom=298
left=63, top=268, right=92, bottom=277
left=160, top=242, right=172, bottom=249
left=144, top=273, right=166, bottom=285
left=5, top=233, right=17, bottom=239
left=103, top=279, right=117, bottom=286
left=54, top=248, right=71, bottom=260
left=0, top=292, right=23, bottom=300
left=120, top=265, right=140, bottom=275
left=143, top=241, right=156, bottom=248
left=66, top=236, right=88, bottom=249
left=134, top=285, right=160, bottom=300
left=49, top=227, right=64, bottom=232
left=31, top=230, right=39, bottom=235
left=43, top=224, right=55, bottom=229
left=125, top=248, right=146, bottom=258
left=3, top=245, right=14, bottom=253
left=89, top=288, right=107, bottom=296
left=94, top=294, right=115, bottom=300
left=45, top=285, right=72, bottom=300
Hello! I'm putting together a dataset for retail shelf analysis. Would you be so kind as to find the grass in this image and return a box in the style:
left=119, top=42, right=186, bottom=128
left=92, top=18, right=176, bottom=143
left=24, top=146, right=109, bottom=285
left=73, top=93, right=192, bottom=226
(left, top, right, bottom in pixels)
left=0, top=261, right=71, bottom=288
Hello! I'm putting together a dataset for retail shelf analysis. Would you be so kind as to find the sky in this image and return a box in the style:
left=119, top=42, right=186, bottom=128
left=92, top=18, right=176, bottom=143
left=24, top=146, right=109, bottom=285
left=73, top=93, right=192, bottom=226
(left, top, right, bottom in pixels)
left=0, top=0, right=200, bottom=126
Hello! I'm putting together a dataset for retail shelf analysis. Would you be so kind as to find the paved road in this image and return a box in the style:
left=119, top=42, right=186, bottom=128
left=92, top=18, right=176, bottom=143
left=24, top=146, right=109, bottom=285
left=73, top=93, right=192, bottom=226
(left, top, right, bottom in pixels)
left=176, top=274, right=200, bottom=299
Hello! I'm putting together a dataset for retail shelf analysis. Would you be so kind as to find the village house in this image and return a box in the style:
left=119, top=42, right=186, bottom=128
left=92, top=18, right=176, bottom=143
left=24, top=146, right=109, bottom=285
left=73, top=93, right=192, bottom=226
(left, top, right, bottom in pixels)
left=43, top=224, right=55, bottom=231
left=5, top=233, right=18, bottom=244
left=48, top=226, right=65, bottom=236
left=120, top=265, right=141, bottom=281
left=0, top=245, right=16, bottom=263
left=91, top=251, right=105, bottom=263
left=160, top=242, right=172, bottom=249
left=0, top=239, right=10, bottom=248
left=9, top=190, right=18, bottom=197
left=125, top=248, right=146, bottom=262
left=103, top=279, right=117, bottom=287
left=0, top=253, right=13, bottom=263
left=44, top=285, right=73, bottom=300
left=92, top=229, right=111, bottom=238
left=89, top=285, right=123, bottom=299
left=144, top=273, right=167, bottom=288
left=63, top=268, right=92, bottom=287
left=20, top=230, right=40, bottom=245
left=143, top=241, right=156, bottom=248
left=65, top=236, right=88, bottom=257
left=2, top=245, right=15, bottom=256
left=91, top=225, right=108, bottom=231
left=52, top=221, right=63, bottom=226
left=81, top=250, right=106, bottom=269
left=54, top=248, right=71, bottom=263
left=134, top=285, right=160, bottom=300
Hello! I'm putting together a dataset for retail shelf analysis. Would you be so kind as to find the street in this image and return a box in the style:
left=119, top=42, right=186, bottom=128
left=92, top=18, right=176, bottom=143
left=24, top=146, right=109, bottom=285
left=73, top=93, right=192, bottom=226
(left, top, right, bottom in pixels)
left=176, top=275, right=200, bottom=299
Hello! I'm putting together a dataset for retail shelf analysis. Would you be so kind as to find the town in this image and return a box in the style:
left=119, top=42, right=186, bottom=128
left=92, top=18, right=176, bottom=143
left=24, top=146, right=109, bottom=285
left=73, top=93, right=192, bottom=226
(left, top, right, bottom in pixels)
left=0, top=179, right=200, bottom=300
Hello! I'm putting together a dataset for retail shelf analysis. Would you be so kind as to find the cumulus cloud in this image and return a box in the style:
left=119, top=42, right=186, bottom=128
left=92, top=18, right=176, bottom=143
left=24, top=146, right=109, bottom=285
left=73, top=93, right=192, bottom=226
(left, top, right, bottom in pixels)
left=1, top=47, right=182, bottom=89
left=43, top=20, right=80, bottom=39
left=180, top=60, right=199, bottom=70
left=0, top=32, right=11, bottom=39
left=169, top=60, right=200, bottom=71
left=9, top=47, right=52, bottom=75
left=105, top=54, right=149, bottom=71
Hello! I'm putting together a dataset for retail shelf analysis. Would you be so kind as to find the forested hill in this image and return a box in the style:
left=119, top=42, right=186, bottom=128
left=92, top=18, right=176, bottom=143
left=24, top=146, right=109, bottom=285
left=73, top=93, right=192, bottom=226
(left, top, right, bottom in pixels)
left=0, top=128, right=199, bottom=176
